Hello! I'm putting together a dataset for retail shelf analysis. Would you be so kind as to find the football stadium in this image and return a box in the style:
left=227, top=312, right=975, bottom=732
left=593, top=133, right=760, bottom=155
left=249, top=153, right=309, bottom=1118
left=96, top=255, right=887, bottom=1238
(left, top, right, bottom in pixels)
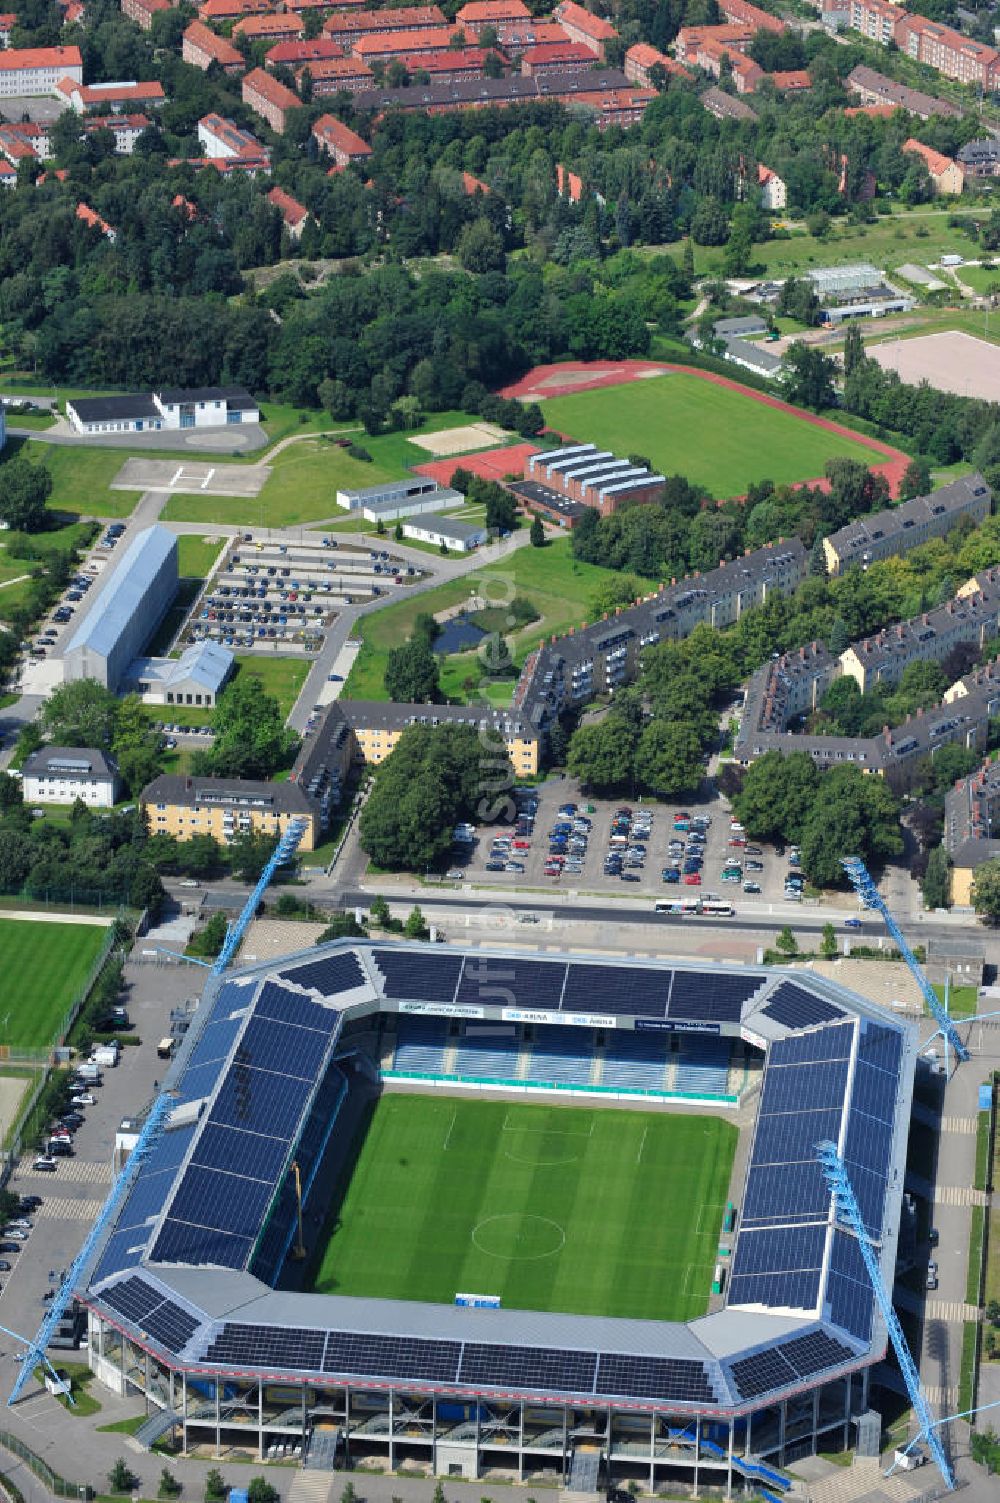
left=81, top=942, right=916, bottom=1493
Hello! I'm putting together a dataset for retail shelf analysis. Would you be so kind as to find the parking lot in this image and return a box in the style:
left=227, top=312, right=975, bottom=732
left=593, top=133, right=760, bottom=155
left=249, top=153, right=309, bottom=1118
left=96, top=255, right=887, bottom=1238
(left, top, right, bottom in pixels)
left=22, top=522, right=124, bottom=675
left=180, top=535, right=425, bottom=655
left=0, top=960, right=198, bottom=1401
left=450, top=779, right=808, bottom=911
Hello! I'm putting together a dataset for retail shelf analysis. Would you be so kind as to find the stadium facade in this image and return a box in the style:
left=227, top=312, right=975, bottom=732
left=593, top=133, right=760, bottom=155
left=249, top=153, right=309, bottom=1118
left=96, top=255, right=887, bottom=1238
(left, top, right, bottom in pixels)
left=81, top=943, right=916, bottom=1493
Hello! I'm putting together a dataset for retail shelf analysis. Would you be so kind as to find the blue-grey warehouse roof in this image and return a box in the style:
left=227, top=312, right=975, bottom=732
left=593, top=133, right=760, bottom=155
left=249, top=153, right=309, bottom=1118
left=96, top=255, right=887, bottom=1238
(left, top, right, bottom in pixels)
left=64, top=525, right=177, bottom=662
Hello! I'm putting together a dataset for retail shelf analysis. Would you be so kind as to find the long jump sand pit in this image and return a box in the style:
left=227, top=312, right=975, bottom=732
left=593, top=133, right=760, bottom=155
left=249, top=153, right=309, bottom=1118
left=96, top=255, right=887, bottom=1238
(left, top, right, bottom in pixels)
left=867, top=330, right=1000, bottom=401
left=410, top=421, right=510, bottom=456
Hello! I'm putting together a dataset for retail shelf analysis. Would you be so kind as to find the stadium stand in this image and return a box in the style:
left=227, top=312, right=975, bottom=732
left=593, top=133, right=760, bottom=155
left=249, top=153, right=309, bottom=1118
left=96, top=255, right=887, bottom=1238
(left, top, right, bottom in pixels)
left=452, top=1026, right=520, bottom=1081
left=674, top=1037, right=731, bottom=1095
left=525, top=1026, right=595, bottom=1086
left=599, top=1032, right=670, bottom=1091
left=390, top=1015, right=450, bottom=1074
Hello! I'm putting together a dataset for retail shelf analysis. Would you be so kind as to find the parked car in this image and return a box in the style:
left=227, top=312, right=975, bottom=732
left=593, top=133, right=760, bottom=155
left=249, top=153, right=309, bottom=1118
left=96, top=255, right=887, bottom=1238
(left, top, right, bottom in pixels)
left=743, top=881, right=762, bottom=894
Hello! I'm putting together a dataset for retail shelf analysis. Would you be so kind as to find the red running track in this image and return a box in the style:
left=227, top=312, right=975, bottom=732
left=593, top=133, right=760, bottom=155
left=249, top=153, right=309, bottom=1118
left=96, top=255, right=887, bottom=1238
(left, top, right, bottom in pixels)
left=498, top=360, right=909, bottom=496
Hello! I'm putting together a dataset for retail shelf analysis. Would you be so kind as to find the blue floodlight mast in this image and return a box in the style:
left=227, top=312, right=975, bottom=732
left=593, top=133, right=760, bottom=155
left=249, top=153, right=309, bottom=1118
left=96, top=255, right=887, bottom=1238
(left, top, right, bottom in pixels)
left=816, top=1141, right=954, bottom=1490
left=841, top=856, right=968, bottom=1067
left=8, top=817, right=309, bottom=1407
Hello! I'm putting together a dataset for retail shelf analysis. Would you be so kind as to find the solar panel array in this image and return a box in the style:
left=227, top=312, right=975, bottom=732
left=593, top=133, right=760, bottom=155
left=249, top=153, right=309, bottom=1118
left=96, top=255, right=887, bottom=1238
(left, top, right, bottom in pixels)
left=151, top=983, right=340, bottom=1271
left=761, top=983, right=844, bottom=1031
left=279, top=951, right=365, bottom=996
left=826, top=1230, right=873, bottom=1342
left=729, top=1329, right=855, bottom=1400
left=729, top=1022, right=854, bottom=1312
left=91, top=1125, right=198, bottom=1284
left=100, top=1276, right=201, bottom=1355
left=197, top=1323, right=719, bottom=1404
left=374, top=949, right=763, bottom=1025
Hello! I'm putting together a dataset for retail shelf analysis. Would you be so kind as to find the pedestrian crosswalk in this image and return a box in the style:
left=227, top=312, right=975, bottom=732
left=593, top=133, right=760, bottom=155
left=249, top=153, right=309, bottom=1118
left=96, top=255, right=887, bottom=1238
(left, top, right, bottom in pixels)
left=933, top=1184, right=987, bottom=1207
left=289, top=1471, right=333, bottom=1503
left=924, top=1298, right=980, bottom=1323
left=16, top=1159, right=112, bottom=1186
left=939, top=1115, right=978, bottom=1135
left=33, top=1197, right=105, bottom=1222
left=922, top=1383, right=959, bottom=1407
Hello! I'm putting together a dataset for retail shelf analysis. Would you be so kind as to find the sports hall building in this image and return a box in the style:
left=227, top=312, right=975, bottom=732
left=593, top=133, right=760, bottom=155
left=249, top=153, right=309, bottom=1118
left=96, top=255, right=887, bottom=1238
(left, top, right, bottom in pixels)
left=80, top=943, right=915, bottom=1493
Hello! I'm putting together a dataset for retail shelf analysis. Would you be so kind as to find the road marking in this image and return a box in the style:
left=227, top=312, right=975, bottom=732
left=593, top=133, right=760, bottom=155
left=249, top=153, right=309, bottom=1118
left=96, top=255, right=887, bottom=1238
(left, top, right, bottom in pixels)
left=925, top=1299, right=981, bottom=1322
left=933, top=1184, right=987, bottom=1207
left=169, top=466, right=183, bottom=487
left=939, top=1115, right=977, bottom=1135
left=33, top=1197, right=105, bottom=1221
left=16, top=1159, right=112, bottom=1186
left=200, top=468, right=215, bottom=490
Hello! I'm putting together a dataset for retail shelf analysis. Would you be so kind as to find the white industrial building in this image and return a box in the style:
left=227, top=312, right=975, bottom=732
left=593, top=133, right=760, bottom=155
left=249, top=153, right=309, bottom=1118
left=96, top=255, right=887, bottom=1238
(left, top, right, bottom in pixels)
left=20, top=746, right=120, bottom=807
left=65, top=386, right=260, bottom=436
left=336, top=477, right=463, bottom=519
left=403, top=515, right=487, bottom=553
left=63, top=526, right=178, bottom=691
left=128, top=641, right=235, bottom=708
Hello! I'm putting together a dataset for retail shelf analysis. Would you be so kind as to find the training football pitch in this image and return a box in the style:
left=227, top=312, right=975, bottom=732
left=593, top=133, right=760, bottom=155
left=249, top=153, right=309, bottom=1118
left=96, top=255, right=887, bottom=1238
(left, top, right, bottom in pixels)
left=309, top=1096, right=737, bottom=1321
left=540, top=373, right=883, bottom=498
left=0, top=917, right=109, bottom=1049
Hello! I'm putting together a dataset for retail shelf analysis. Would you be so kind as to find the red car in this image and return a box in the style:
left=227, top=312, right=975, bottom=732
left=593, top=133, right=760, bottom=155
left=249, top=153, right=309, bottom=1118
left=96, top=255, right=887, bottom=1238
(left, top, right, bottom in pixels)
left=512, top=838, right=531, bottom=850
left=683, top=872, right=702, bottom=886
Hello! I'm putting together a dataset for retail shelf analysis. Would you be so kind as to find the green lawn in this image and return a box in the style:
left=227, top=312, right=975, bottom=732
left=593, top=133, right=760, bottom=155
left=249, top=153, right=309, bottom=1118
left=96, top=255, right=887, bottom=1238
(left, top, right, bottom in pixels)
left=932, top=983, right=978, bottom=1020
left=176, top=534, right=226, bottom=579
left=20, top=442, right=143, bottom=521
left=310, top=1095, right=737, bottom=1320
left=0, top=918, right=109, bottom=1049
left=233, top=653, right=310, bottom=720
left=540, top=373, right=883, bottom=499
left=344, top=539, right=655, bottom=701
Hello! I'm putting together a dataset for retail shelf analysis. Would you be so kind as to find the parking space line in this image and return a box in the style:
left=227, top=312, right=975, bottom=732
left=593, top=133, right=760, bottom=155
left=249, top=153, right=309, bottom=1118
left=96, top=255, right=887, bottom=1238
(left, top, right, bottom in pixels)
left=200, top=468, right=215, bottom=490
left=169, top=466, right=184, bottom=487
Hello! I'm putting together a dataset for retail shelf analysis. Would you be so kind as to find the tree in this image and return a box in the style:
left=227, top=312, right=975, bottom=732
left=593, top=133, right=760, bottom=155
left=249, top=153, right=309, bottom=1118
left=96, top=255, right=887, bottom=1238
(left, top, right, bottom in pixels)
left=42, top=678, right=118, bottom=748
left=109, top=1460, right=136, bottom=1494
left=159, top=1467, right=181, bottom=1498
left=783, top=343, right=836, bottom=412
left=0, top=456, right=52, bottom=532
left=842, top=322, right=865, bottom=379
left=457, top=218, right=504, bottom=273
left=973, top=858, right=1000, bottom=922
left=820, top=921, right=837, bottom=960
left=775, top=926, right=798, bottom=956
left=316, top=911, right=365, bottom=943
left=733, top=751, right=821, bottom=844
left=404, top=904, right=427, bottom=938
left=384, top=634, right=440, bottom=703
left=799, top=766, right=902, bottom=887
left=529, top=515, right=545, bottom=548
left=899, top=456, right=932, bottom=501
left=634, top=721, right=703, bottom=797
left=116, top=741, right=163, bottom=799
left=359, top=723, right=484, bottom=871
left=205, top=1471, right=226, bottom=1503
left=228, top=828, right=276, bottom=883
left=923, top=844, right=952, bottom=910
left=247, top=1482, right=279, bottom=1503
left=206, top=676, right=297, bottom=779
left=567, top=718, right=637, bottom=793
left=370, top=894, right=391, bottom=927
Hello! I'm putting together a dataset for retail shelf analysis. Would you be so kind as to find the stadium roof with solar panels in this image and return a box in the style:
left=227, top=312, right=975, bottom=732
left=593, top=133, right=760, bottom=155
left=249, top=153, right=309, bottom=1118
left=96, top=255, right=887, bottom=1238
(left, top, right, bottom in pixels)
left=82, top=943, right=916, bottom=1418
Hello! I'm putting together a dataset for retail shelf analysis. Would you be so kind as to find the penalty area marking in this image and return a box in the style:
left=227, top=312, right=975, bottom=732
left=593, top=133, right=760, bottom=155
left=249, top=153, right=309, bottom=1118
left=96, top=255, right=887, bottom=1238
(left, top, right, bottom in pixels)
left=681, top=1263, right=717, bottom=1298
left=636, top=1124, right=648, bottom=1165
left=696, top=1202, right=727, bottom=1235
left=443, top=1110, right=457, bottom=1152
left=502, top=1111, right=594, bottom=1137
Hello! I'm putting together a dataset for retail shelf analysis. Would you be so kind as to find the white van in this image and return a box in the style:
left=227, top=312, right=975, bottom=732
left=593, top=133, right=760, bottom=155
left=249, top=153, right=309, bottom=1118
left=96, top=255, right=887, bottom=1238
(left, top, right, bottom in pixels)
left=92, top=1042, right=119, bottom=1067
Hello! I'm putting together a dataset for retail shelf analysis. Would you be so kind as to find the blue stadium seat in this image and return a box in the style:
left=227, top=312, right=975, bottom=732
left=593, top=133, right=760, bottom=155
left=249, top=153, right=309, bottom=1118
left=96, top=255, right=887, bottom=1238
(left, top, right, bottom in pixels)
left=524, top=1027, right=594, bottom=1086
left=600, top=1033, right=669, bottom=1091
left=674, top=1038, right=731, bottom=1096
left=391, top=1016, right=449, bottom=1074
left=452, top=1031, right=520, bottom=1082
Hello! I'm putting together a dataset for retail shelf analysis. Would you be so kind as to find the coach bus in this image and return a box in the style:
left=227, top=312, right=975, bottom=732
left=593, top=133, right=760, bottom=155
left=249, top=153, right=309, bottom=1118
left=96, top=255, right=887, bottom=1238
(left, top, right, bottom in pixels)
left=654, top=899, right=735, bottom=917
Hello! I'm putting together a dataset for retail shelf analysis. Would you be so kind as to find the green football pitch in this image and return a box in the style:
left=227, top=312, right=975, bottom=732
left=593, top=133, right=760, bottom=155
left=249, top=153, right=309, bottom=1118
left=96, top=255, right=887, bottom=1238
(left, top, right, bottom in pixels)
left=309, top=1096, right=738, bottom=1321
left=0, top=917, right=109, bottom=1049
left=540, top=373, right=883, bottom=498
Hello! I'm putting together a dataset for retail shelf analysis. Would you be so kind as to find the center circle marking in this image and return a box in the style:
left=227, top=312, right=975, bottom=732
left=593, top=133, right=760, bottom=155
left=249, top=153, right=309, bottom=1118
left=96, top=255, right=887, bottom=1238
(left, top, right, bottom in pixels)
left=472, top=1214, right=566, bottom=1261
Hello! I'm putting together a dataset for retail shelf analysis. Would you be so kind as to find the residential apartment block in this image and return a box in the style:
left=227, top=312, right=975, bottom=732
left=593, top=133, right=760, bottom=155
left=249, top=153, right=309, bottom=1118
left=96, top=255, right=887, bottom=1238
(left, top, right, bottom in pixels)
left=312, top=113, right=372, bottom=166
left=845, top=63, right=961, bottom=118
left=119, top=0, right=169, bottom=28
left=554, top=0, right=618, bottom=57
left=944, top=752, right=1000, bottom=903
left=895, top=12, right=1000, bottom=89
left=842, top=571, right=1000, bottom=693
left=142, top=775, right=321, bottom=852
left=242, top=68, right=301, bottom=133
left=197, top=113, right=269, bottom=166
left=351, top=71, right=654, bottom=127
left=456, top=0, right=531, bottom=41
left=0, top=45, right=82, bottom=96
left=624, top=42, right=693, bottom=86
left=182, top=21, right=244, bottom=74
left=717, top=0, right=785, bottom=30
left=299, top=57, right=375, bottom=93
left=823, top=474, right=990, bottom=575
left=848, top=0, right=900, bottom=46
left=20, top=747, right=120, bottom=808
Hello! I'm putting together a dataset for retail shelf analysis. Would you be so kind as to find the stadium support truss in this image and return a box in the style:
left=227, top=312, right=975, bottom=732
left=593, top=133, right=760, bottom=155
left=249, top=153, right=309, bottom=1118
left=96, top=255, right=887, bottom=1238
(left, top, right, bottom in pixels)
left=816, top=1142, right=954, bottom=1491
left=7, top=818, right=308, bottom=1409
left=841, top=856, right=968, bottom=1067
